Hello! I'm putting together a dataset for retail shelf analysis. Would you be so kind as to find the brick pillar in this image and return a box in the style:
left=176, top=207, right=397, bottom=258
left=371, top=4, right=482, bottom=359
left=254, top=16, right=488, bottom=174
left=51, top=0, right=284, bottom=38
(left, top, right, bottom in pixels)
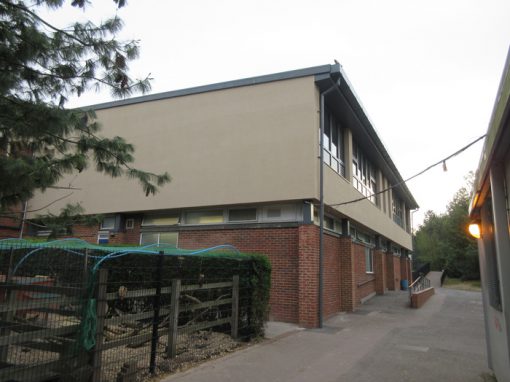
left=374, top=249, right=386, bottom=295
left=298, top=225, right=319, bottom=328
left=339, top=236, right=356, bottom=312
left=407, top=257, right=413, bottom=283
left=394, top=256, right=401, bottom=290
left=386, top=252, right=395, bottom=291
left=400, top=256, right=409, bottom=281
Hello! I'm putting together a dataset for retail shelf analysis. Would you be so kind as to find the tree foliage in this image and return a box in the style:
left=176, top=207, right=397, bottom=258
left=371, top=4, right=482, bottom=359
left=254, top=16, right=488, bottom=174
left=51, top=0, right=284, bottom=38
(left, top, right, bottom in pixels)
left=414, top=181, right=479, bottom=280
left=0, top=0, right=170, bottom=212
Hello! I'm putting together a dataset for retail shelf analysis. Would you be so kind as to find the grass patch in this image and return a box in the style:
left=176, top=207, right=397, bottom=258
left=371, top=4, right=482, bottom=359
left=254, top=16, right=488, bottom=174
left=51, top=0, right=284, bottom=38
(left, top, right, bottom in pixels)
left=443, top=277, right=481, bottom=291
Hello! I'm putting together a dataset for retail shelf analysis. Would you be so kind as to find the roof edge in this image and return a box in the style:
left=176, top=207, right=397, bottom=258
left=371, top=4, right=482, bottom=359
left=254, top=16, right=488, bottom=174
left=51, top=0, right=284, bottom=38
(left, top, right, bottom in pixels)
left=83, top=64, right=339, bottom=111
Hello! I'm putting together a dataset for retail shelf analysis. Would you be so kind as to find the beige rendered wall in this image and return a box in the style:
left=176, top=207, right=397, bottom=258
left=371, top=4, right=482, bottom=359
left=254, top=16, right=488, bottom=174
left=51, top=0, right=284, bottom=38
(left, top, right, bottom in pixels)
left=28, top=76, right=319, bottom=217
left=313, top=87, right=412, bottom=249
left=323, top=167, right=412, bottom=249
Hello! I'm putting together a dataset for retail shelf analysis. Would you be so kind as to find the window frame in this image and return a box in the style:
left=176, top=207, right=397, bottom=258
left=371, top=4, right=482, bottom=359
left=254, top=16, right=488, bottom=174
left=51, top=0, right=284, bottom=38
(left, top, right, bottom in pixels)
left=365, top=246, right=374, bottom=274
left=140, top=231, right=179, bottom=247
left=97, top=231, right=109, bottom=244
left=184, top=210, right=225, bottom=225
left=228, top=208, right=258, bottom=223
left=100, top=216, right=116, bottom=230
left=352, top=141, right=377, bottom=204
left=321, top=108, right=345, bottom=177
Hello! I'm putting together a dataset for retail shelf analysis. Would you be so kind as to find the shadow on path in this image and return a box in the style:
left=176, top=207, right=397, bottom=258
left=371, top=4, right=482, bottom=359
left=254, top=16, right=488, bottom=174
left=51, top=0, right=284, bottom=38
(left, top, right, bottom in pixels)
left=162, top=288, right=490, bottom=382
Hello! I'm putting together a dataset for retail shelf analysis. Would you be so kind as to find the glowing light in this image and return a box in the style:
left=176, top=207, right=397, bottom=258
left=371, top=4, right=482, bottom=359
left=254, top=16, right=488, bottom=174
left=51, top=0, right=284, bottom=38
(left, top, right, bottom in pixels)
left=468, top=223, right=481, bottom=239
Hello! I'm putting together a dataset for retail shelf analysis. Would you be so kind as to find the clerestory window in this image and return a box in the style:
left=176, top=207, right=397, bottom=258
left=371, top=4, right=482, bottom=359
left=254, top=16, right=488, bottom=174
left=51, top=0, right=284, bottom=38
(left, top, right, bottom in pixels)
left=322, top=108, right=345, bottom=177
left=352, top=141, right=377, bottom=204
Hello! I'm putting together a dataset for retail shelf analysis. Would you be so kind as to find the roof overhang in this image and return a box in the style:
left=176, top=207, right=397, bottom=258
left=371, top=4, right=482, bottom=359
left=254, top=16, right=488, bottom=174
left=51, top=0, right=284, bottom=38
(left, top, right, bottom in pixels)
left=315, top=68, right=419, bottom=210
left=470, top=47, right=510, bottom=217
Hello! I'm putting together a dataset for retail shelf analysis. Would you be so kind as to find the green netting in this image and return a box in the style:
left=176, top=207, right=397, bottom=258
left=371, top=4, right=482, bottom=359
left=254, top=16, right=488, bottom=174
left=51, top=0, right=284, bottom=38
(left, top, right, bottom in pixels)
left=0, top=238, right=245, bottom=258
left=0, top=237, right=254, bottom=353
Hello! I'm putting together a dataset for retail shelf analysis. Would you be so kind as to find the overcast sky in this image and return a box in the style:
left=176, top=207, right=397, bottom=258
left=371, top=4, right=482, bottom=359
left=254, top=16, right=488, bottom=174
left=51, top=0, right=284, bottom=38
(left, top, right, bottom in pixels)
left=45, top=0, right=510, bottom=230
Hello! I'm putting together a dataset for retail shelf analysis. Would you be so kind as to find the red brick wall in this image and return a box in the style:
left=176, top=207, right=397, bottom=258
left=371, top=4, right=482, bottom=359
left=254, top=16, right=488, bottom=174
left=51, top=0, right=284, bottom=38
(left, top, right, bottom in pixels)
left=400, top=256, right=409, bottom=282
left=19, top=217, right=408, bottom=327
left=353, top=243, right=376, bottom=304
left=339, top=236, right=355, bottom=312
left=386, top=252, right=394, bottom=290
left=407, top=258, right=413, bottom=283
left=393, top=256, right=401, bottom=290
left=374, top=249, right=386, bottom=295
left=179, top=226, right=300, bottom=325
left=26, top=216, right=142, bottom=245
left=386, top=253, right=402, bottom=290
left=323, top=232, right=341, bottom=319
left=0, top=214, right=21, bottom=238
left=411, top=287, right=435, bottom=308
left=297, top=225, right=319, bottom=327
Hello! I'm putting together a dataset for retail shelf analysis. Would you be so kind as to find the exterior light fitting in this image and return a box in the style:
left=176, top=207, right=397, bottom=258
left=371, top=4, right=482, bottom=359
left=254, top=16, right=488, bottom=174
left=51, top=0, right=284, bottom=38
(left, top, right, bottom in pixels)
left=442, top=160, right=448, bottom=172
left=468, top=222, right=481, bottom=239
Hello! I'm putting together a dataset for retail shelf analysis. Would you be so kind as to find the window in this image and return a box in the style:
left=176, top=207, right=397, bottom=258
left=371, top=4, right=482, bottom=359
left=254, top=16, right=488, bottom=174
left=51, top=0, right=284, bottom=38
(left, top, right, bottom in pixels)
left=352, top=141, right=377, bottom=204
left=140, top=232, right=178, bottom=246
left=100, top=216, right=116, bottom=230
left=321, top=108, right=345, bottom=177
left=482, top=197, right=502, bottom=311
left=228, top=208, right=257, bottom=222
left=312, top=208, right=343, bottom=233
left=142, top=214, right=179, bottom=226
left=185, top=210, right=224, bottom=225
left=262, top=205, right=297, bottom=221
left=365, top=247, right=374, bottom=273
left=97, top=231, right=109, bottom=244
left=125, top=218, right=135, bottom=230
left=392, top=195, right=404, bottom=227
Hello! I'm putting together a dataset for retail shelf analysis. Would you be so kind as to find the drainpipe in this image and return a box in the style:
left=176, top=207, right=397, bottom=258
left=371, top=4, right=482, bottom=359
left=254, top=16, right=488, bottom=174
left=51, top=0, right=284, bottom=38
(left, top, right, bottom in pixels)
left=319, top=79, right=340, bottom=328
left=19, top=200, right=28, bottom=239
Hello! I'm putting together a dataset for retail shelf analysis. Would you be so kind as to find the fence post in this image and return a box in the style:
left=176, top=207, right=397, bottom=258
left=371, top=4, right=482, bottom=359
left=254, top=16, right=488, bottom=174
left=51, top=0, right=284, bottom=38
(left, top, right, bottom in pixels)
left=150, top=251, right=164, bottom=374
left=167, top=279, right=181, bottom=359
left=231, top=275, right=239, bottom=339
left=91, top=268, right=108, bottom=382
left=83, top=249, right=89, bottom=285
left=0, top=247, right=15, bottom=362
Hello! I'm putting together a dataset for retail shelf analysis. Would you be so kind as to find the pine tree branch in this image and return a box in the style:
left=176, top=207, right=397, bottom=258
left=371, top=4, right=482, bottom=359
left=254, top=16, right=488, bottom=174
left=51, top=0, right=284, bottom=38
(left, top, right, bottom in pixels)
left=4, top=0, right=90, bottom=46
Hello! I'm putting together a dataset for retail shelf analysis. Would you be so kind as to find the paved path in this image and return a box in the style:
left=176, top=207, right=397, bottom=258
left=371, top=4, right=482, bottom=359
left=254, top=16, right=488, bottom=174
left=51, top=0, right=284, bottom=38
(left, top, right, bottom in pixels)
left=425, top=271, right=444, bottom=288
left=162, top=288, right=491, bottom=382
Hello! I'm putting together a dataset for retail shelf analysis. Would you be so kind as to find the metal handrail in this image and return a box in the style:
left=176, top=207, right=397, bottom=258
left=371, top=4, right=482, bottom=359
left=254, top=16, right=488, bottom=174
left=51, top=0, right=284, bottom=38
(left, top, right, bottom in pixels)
left=408, top=275, right=431, bottom=299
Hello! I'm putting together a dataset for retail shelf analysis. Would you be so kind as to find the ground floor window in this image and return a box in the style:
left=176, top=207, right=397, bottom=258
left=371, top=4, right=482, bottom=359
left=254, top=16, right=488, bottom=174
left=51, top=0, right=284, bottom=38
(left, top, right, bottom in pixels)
left=140, top=232, right=178, bottom=247
left=365, top=247, right=374, bottom=273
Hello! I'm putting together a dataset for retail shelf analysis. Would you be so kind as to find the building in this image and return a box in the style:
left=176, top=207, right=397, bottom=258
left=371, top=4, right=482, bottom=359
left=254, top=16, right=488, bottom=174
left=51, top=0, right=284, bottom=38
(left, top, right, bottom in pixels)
left=469, top=48, right=510, bottom=381
left=13, top=63, right=418, bottom=327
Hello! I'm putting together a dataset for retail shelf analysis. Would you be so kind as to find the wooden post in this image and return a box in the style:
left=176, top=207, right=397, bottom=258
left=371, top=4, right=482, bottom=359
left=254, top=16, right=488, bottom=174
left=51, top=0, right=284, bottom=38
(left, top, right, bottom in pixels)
left=91, top=268, right=108, bottom=382
left=150, top=251, right=163, bottom=374
left=231, top=275, right=239, bottom=339
left=167, top=279, right=181, bottom=359
left=0, top=247, right=15, bottom=362
left=83, top=249, right=89, bottom=285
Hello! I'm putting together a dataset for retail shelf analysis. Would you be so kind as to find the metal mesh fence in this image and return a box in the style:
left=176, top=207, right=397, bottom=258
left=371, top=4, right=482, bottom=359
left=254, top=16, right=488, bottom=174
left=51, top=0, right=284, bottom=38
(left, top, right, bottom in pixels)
left=0, top=239, right=265, bottom=382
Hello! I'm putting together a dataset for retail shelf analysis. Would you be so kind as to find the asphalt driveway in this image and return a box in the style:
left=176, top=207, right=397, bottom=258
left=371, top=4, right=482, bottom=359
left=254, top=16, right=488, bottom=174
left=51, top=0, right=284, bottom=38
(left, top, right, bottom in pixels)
left=162, top=288, right=491, bottom=382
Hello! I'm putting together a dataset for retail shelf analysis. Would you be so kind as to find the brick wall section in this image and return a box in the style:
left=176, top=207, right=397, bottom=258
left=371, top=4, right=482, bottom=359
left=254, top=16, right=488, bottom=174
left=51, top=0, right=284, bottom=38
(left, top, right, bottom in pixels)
left=400, top=256, right=409, bottom=282
left=385, top=252, right=394, bottom=290
left=393, top=256, right=401, bottom=290
left=179, top=226, right=300, bottom=324
left=374, top=249, right=386, bottom=295
left=339, top=236, right=356, bottom=312
left=353, top=243, right=375, bottom=304
left=297, top=225, right=319, bottom=327
left=410, top=287, right=435, bottom=308
left=407, top=258, right=413, bottom=283
left=386, top=253, right=402, bottom=291
left=323, top=232, right=341, bottom=319
left=0, top=211, right=22, bottom=238
left=21, top=217, right=411, bottom=326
